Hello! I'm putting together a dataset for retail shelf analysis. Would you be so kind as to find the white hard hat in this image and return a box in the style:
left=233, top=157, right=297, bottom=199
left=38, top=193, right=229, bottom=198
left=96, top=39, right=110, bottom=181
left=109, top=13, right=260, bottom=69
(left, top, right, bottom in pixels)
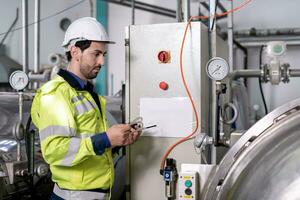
left=62, top=17, right=114, bottom=50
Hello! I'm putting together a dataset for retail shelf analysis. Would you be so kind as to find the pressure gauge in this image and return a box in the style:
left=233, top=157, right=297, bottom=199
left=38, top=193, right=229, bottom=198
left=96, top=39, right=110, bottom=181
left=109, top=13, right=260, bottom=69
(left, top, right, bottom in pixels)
left=206, top=57, right=229, bottom=81
left=9, top=70, right=29, bottom=90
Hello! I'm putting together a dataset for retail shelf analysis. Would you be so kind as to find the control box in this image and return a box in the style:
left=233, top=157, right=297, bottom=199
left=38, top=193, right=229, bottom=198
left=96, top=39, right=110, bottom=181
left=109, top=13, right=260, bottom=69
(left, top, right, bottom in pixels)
left=178, top=171, right=199, bottom=200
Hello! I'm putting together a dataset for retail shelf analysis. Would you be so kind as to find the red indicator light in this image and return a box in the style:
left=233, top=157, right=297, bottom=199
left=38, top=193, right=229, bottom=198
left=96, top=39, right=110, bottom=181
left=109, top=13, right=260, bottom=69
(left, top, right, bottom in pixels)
left=159, top=81, right=169, bottom=90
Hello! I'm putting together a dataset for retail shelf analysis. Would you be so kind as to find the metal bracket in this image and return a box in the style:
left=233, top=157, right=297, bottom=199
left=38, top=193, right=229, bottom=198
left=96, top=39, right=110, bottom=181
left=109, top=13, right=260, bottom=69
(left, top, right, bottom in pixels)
left=5, top=160, right=28, bottom=184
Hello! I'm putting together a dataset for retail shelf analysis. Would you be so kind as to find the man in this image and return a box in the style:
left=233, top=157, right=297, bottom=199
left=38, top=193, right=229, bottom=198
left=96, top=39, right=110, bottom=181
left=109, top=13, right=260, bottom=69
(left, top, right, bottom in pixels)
left=31, top=17, right=140, bottom=200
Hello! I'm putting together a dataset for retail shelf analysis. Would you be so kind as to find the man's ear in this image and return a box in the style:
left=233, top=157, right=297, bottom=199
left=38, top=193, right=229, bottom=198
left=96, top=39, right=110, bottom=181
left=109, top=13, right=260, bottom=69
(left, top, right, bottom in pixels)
left=70, top=46, right=81, bottom=61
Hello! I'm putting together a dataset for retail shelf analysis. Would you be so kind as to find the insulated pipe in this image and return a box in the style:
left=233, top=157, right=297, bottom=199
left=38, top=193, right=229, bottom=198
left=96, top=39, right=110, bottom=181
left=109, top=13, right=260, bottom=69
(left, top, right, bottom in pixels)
left=34, top=0, right=40, bottom=73
left=22, top=0, right=28, bottom=73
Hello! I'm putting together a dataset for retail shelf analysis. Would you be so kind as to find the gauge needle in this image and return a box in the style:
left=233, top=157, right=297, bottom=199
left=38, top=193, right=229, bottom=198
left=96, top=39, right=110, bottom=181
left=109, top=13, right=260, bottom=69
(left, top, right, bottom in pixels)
left=212, top=65, right=221, bottom=74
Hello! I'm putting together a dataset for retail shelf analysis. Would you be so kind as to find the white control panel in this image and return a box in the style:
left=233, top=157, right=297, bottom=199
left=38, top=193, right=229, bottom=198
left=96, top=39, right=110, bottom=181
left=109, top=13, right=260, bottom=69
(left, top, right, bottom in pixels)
left=178, top=171, right=198, bottom=200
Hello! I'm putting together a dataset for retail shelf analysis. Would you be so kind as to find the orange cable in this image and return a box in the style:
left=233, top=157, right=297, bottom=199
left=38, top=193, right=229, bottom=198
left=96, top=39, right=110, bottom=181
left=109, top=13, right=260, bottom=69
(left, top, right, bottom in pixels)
left=159, top=0, right=253, bottom=171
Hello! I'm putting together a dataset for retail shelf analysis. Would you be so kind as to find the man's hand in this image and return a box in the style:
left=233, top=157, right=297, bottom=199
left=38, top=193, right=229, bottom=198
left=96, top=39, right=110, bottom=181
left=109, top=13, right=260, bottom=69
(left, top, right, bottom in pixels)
left=106, top=124, right=141, bottom=147
left=126, top=128, right=141, bottom=145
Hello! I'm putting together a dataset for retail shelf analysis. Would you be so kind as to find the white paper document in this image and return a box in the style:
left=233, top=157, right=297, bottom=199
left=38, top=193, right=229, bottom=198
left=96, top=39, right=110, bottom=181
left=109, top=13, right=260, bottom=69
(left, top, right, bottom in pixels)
left=140, top=97, right=194, bottom=137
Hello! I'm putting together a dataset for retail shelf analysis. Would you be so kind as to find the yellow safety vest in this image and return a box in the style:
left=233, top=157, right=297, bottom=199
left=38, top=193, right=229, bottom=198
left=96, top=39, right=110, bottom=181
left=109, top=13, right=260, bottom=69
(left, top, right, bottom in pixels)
left=31, top=75, right=114, bottom=191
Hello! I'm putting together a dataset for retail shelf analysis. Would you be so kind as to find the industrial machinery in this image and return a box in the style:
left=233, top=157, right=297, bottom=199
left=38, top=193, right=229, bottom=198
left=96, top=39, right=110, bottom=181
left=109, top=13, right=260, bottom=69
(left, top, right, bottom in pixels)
left=200, top=97, right=300, bottom=200
left=125, top=21, right=228, bottom=200
left=0, top=92, right=52, bottom=200
left=2, top=1, right=300, bottom=199
left=125, top=20, right=300, bottom=200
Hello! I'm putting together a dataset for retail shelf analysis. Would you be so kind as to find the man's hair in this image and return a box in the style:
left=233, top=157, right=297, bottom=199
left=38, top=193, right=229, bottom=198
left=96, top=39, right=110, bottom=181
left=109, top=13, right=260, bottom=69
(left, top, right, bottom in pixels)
left=66, top=40, right=92, bottom=61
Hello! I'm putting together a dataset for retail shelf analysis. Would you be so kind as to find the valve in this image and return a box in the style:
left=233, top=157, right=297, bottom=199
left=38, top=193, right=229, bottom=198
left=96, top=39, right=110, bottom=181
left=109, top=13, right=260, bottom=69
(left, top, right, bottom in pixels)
left=161, top=158, right=178, bottom=200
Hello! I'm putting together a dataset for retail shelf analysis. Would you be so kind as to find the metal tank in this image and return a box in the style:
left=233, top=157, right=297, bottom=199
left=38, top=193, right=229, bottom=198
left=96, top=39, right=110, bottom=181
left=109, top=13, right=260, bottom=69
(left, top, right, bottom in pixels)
left=201, top=97, right=300, bottom=200
left=0, top=92, right=52, bottom=200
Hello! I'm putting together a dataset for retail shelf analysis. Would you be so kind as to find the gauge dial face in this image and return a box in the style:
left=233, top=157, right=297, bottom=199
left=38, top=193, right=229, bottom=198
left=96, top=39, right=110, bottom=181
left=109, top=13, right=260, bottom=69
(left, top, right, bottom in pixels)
left=9, top=70, right=29, bottom=90
left=206, top=57, right=229, bottom=81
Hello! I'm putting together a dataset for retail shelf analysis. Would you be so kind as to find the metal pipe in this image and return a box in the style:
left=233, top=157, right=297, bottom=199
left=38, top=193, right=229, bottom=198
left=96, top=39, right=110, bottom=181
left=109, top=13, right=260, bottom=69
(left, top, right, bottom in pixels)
left=19, top=92, right=23, bottom=122
left=131, top=0, right=135, bottom=25
left=89, top=0, right=94, bottom=17
left=17, top=141, right=21, bottom=161
left=200, top=2, right=227, bottom=20
left=232, top=27, right=300, bottom=46
left=106, top=0, right=176, bottom=18
left=217, top=2, right=227, bottom=13
left=125, top=0, right=174, bottom=13
left=183, top=0, right=190, bottom=22
left=0, top=92, right=34, bottom=100
left=234, top=27, right=300, bottom=38
left=110, top=74, right=114, bottom=95
left=124, top=26, right=131, bottom=200
left=177, top=0, right=190, bottom=22
left=28, top=69, right=51, bottom=82
left=34, top=0, right=40, bottom=74
left=229, top=69, right=262, bottom=80
left=22, top=0, right=29, bottom=73
left=233, top=40, right=248, bottom=86
left=227, top=0, right=233, bottom=72
left=233, top=40, right=248, bottom=68
left=289, top=69, right=300, bottom=77
left=235, top=37, right=300, bottom=47
left=177, top=0, right=183, bottom=22
left=17, top=92, right=24, bottom=161
left=209, top=0, right=218, bottom=164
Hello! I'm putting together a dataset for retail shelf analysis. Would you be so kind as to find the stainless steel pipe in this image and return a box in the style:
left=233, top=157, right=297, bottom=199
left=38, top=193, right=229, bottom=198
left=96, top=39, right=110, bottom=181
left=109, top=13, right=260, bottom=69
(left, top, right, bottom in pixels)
left=34, top=0, right=40, bottom=74
left=289, top=69, right=300, bottom=77
left=22, top=0, right=28, bottom=73
left=230, top=69, right=262, bottom=80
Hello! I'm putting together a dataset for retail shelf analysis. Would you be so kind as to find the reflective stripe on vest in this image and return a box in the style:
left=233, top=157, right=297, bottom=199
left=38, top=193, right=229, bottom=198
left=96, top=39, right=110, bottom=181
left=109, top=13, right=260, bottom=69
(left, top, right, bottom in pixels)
left=39, top=126, right=102, bottom=166
left=39, top=126, right=76, bottom=141
left=74, top=100, right=98, bottom=115
left=39, top=125, right=98, bottom=142
left=54, top=184, right=108, bottom=200
left=71, top=95, right=85, bottom=103
left=60, top=137, right=81, bottom=166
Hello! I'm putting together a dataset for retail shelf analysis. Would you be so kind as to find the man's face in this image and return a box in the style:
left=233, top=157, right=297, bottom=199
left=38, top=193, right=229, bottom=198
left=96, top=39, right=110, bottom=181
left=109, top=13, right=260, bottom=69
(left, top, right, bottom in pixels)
left=78, top=41, right=107, bottom=80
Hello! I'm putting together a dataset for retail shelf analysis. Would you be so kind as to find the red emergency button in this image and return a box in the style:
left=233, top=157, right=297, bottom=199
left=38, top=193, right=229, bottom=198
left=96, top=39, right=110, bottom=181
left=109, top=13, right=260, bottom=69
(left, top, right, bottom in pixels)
left=159, top=81, right=169, bottom=90
left=157, top=51, right=170, bottom=63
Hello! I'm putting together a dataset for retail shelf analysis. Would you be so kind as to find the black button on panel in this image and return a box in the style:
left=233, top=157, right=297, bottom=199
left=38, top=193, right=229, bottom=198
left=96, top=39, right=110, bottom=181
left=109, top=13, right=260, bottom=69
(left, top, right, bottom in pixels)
left=185, top=188, right=192, bottom=195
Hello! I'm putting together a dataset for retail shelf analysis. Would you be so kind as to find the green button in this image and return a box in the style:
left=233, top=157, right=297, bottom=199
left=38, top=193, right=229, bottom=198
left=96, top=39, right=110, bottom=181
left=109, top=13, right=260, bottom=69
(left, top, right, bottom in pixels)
left=185, top=180, right=192, bottom=187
